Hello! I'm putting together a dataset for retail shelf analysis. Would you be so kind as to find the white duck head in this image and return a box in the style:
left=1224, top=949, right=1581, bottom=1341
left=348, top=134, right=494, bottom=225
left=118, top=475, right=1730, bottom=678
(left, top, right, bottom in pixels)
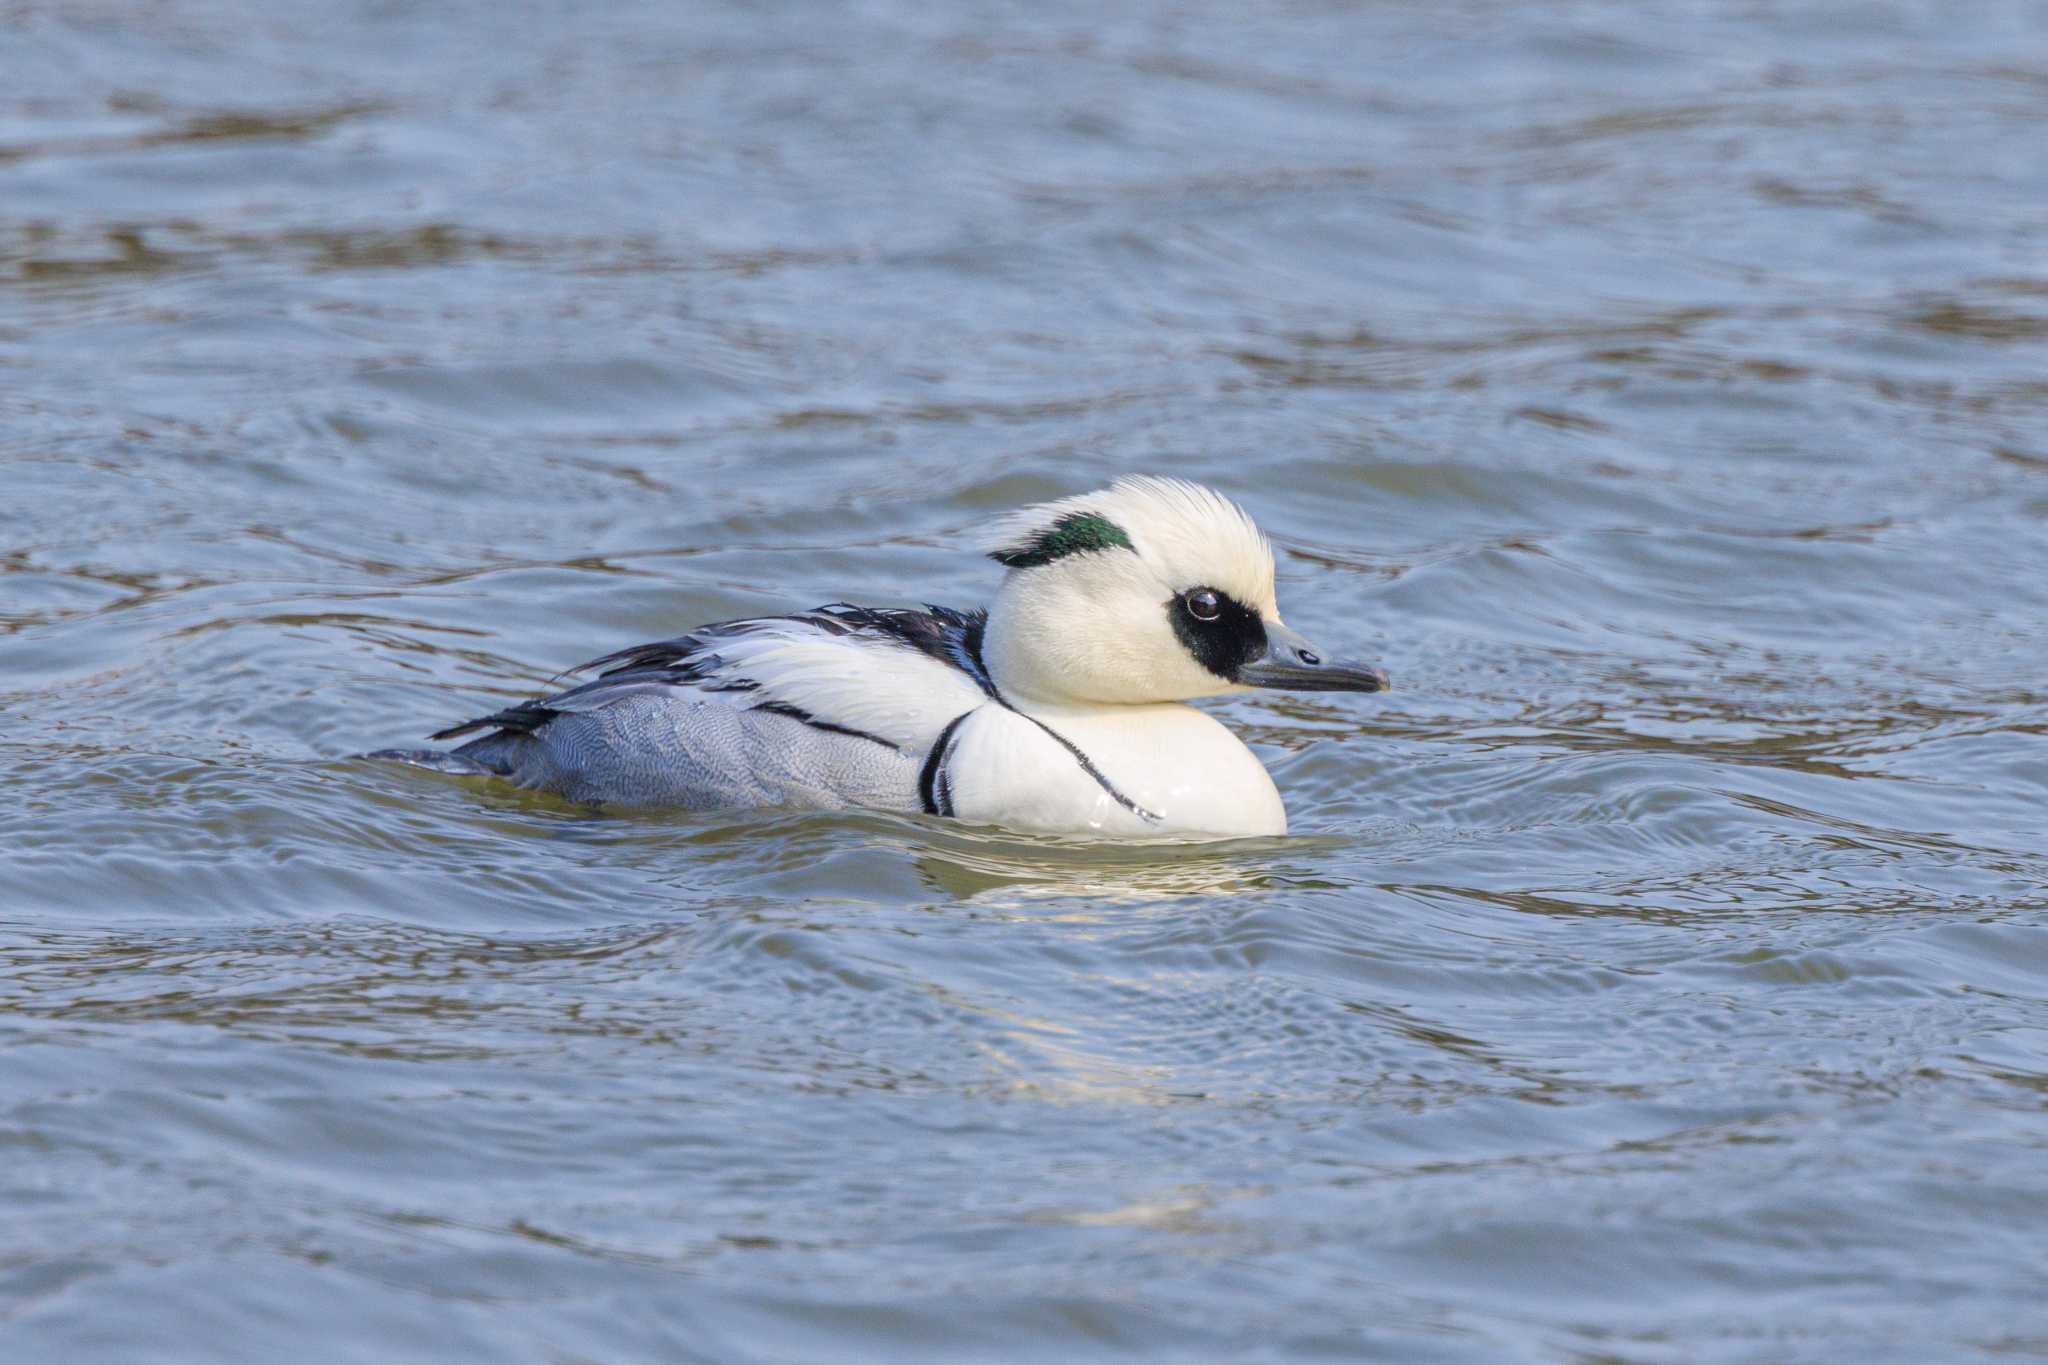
left=978, top=475, right=1390, bottom=706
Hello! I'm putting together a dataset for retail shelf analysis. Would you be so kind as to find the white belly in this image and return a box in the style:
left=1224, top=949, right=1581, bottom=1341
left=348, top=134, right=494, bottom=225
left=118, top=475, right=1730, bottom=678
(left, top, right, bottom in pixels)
left=943, top=702, right=1287, bottom=838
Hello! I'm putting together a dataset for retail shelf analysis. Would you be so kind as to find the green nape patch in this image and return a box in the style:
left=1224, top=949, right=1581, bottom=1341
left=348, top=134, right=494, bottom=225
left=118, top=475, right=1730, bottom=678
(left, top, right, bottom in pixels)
left=991, top=511, right=1135, bottom=569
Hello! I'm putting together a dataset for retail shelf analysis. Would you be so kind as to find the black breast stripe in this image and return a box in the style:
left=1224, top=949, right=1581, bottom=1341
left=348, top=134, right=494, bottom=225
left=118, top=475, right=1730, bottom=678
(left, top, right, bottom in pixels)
left=1017, top=714, right=1161, bottom=825
left=919, top=710, right=973, bottom=817
left=959, top=626, right=1161, bottom=825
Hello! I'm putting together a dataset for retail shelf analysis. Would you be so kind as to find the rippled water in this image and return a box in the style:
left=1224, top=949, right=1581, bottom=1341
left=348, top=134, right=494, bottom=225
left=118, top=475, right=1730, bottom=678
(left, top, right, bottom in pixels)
left=7, top=1, right=2048, bottom=1360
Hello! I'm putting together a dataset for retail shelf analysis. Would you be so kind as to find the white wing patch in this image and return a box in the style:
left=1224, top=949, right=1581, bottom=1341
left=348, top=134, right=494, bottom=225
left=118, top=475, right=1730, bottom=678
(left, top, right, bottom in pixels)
left=432, top=605, right=996, bottom=754
left=697, top=622, right=988, bottom=751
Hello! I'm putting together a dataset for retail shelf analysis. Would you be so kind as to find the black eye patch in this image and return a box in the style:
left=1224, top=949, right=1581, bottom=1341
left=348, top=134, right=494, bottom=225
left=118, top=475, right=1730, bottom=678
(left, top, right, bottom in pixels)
left=1167, top=587, right=1266, bottom=681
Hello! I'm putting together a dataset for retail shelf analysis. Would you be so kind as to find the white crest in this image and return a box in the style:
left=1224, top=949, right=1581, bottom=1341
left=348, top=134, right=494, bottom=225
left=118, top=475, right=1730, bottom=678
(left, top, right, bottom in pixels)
left=980, top=476, right=1284, bottom=705
left=982, top=475, right=1277, bottom=612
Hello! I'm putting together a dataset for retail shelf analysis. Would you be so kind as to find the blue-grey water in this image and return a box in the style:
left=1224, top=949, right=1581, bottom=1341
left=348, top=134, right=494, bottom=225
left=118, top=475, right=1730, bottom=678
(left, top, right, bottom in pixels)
left=6, top=2, right=2048, bottom=1361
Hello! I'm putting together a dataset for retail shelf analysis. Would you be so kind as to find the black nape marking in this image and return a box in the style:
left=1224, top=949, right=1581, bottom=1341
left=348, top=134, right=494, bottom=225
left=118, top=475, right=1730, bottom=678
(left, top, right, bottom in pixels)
left=991, top=511, right=1134, bottom=570
left=1168, top=586, right=1267, bottom=682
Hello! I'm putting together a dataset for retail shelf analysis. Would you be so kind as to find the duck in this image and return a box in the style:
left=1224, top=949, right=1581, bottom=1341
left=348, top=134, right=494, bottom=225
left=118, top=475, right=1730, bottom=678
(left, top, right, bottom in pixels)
left=374, top=476, right=1388, bottom=837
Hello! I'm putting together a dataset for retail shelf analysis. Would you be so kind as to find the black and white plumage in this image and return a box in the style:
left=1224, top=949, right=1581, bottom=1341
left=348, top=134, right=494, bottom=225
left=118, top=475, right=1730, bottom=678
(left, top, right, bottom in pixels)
left=375, top=477, right=1389, bottom=837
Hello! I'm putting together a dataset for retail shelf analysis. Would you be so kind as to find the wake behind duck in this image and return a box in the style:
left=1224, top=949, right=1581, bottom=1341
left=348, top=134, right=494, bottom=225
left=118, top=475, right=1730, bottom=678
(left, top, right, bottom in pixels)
left=375, top=477, right=1387, bottom=836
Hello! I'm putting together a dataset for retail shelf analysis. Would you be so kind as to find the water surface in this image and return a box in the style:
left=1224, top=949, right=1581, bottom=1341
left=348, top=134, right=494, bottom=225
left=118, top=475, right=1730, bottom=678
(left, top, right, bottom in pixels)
left=5, top=1, right=2048, bottom=1360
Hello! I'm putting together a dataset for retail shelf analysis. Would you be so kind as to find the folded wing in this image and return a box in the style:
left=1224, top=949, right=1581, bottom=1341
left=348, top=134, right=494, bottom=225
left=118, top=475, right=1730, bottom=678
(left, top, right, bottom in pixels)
left=430, top=602, right=996, bottom=757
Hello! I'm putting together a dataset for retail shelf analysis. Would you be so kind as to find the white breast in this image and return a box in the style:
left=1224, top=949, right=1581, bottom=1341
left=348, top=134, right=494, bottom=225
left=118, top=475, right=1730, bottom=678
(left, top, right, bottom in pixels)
left=942, top=701, right=1287, bottom=837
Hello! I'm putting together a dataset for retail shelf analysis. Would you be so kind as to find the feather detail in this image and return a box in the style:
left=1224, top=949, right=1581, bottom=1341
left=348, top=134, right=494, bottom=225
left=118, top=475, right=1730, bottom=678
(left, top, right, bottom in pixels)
left=981, top=475, right=1275, bottom=614
left=429, top=604, right=993, bottom=751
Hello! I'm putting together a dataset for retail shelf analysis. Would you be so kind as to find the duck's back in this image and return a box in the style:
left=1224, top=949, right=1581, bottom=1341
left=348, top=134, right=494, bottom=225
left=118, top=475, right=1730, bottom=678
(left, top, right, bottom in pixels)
left=394, top=604, right=996, bottom=812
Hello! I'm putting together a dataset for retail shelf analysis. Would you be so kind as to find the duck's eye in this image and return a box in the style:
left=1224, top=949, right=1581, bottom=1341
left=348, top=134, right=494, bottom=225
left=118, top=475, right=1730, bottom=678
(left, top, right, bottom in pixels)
left=1185, top=589, right=1222, bottom=622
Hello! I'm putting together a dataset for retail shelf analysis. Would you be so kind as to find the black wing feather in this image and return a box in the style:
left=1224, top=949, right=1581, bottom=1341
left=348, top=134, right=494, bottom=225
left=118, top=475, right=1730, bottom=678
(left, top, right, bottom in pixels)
left=428, top=699, right=561, bottom=742
left=427, top=602, right=992, bottom=743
